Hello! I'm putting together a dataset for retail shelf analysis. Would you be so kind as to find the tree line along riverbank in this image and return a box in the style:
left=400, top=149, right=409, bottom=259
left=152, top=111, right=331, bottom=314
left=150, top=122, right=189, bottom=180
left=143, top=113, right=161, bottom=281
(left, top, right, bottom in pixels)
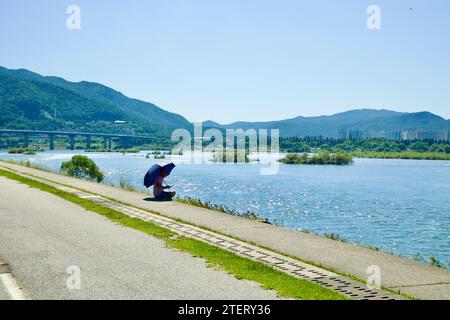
left=4, top=137, right=450, bottom=162
left=279, top=138, right=450, bottom=163
left=279, top=137, right=450, bottom=154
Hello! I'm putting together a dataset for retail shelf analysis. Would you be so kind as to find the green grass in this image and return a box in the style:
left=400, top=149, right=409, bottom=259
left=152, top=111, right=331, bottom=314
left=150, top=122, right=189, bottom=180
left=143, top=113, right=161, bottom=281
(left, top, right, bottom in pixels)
left=119, top=176, right=140, bottom=192
left=166, top=237, right=344, bottom=300
left=0, top=168, right=346, bottom=300
left=4, top=159, right=53, bottom=172
left=176, top=196, right=270, bottom=224
left=324, top=233, right=349, bottom=243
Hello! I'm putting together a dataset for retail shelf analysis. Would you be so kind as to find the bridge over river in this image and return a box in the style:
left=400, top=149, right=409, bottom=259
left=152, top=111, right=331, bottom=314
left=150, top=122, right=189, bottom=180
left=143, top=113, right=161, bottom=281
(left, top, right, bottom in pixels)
left=0, top=129, right=155, bottom=150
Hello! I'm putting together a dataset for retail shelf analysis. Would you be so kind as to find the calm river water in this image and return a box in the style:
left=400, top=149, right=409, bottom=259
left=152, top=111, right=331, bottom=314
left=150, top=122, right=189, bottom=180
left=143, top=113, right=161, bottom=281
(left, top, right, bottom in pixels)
left=1, top=150, right=449, bottom=267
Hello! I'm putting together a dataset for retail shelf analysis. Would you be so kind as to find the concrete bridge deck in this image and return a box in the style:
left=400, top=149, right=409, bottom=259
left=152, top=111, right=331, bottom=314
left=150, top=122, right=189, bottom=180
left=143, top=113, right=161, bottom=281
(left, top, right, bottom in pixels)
left=0, top=129, right=154, bottom=150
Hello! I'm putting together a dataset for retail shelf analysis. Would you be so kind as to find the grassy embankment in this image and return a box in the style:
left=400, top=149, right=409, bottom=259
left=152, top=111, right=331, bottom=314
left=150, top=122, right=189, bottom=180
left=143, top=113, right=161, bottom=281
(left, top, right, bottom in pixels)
left=0, top=167, right=346, bottom=300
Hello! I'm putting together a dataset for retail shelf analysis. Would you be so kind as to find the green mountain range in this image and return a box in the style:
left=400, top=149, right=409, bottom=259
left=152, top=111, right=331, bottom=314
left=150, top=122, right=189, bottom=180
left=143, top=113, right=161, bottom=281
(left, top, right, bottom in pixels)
left=0, top=66, right=191, bottom=136
left=0, top=66, right=448, bottom=139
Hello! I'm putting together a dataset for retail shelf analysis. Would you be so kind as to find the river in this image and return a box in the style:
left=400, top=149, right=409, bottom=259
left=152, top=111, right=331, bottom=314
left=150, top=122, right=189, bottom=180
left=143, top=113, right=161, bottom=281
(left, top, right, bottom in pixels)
left=1, top=150, right=449, bottom=267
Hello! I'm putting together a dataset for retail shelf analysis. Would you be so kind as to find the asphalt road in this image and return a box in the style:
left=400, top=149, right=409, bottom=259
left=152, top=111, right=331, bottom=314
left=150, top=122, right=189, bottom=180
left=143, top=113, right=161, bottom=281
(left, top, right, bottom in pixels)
left=0, top=177, right=279, bottom=300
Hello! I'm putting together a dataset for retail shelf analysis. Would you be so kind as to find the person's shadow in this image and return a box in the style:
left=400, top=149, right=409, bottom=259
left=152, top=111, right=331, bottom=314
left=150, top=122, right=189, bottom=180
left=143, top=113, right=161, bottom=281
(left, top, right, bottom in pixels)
left=143, top=197, right=173, bottom=202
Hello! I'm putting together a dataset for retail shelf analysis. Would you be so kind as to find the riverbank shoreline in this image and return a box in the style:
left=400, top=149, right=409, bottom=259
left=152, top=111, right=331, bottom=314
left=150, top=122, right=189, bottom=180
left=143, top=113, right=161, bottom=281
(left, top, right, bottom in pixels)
left=1, top=153, right=449, bottom=269
left=1, top=160, right=449, bottom=299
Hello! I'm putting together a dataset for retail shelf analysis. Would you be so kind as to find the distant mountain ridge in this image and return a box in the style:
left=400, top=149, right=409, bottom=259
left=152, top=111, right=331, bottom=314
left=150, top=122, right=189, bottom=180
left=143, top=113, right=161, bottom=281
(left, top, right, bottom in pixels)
left=205, top=109, right=450, bottom=138
left=0, top=66, right=448, bottom=139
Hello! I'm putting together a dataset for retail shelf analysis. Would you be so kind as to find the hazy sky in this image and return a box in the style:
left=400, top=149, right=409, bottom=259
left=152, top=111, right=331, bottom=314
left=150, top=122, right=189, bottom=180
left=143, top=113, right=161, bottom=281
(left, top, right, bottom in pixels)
left=1, top=0, right=449, bottom=123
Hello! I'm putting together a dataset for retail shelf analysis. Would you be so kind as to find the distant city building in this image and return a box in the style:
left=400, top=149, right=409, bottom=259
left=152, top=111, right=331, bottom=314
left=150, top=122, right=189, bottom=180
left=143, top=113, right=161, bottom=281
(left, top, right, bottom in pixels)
left=339, top=128, right=449, bottom=141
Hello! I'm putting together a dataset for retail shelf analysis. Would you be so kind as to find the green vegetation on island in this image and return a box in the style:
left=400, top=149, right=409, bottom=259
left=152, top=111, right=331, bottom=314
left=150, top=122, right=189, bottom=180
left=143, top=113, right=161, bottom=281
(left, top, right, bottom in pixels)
left=8, top=146, right=37, bottom=155
left=280, top=151, right=353, bottom=165
left=153, top=151, right=167, bottom=159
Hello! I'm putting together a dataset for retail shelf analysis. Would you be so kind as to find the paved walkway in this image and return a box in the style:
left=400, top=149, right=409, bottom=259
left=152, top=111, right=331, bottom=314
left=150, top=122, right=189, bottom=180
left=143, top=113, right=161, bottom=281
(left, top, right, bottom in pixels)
left=0, top=282, right=10, bottom=300
left=0, top=259, right=28, bottom=300
left=0, top=260, right=12, bottom=300
left=1, top=161, right=449, bottom=299
left=0, top=176, right=279, bottom=300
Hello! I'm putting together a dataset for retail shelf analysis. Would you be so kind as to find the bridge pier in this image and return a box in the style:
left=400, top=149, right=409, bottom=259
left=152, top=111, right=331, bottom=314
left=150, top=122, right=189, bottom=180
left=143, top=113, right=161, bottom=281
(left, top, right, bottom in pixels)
left=103, top=137, right=112, bottom=150
left=24, top=133, right=29, bottom=148
left=119, top=137, right=128, bottom=148
left=86, top=135, right=92, bottom=149
left=49, top=134, right=55, bottom=151
left=69, top=135, right=75, bottom=150
left=0, top=132, right=4, bottom=149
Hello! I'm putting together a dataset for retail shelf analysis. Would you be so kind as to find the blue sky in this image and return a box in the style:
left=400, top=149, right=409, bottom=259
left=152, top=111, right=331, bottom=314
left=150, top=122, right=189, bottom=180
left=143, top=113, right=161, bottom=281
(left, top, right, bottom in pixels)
left=0, top=0, right=449, bottom=123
